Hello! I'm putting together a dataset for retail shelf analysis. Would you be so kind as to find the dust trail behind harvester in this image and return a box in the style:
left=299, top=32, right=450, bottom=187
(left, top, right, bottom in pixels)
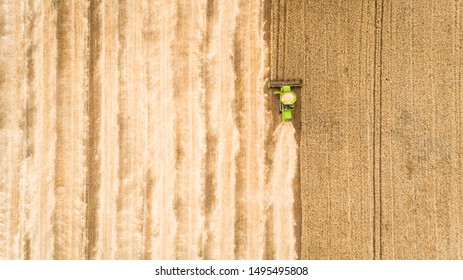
left=269, top=123, right=297, bottom=259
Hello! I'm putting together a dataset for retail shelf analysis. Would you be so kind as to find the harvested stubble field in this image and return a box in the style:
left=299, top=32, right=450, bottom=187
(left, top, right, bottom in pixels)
left=1, top=0, right=463, bottom=260
left=1, top=0, right=298, bottom=260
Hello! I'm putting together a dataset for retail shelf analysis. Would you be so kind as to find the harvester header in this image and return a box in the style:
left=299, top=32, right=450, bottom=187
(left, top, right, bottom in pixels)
left=268, top=79, right=302, bottom=88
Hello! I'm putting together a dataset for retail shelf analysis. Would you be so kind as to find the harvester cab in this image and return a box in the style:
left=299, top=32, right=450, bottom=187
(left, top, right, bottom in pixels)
left=268, top=79, right=302, bottom=123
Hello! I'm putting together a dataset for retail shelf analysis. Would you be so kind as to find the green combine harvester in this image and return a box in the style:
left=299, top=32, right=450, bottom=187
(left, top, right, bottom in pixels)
left=268, top=79, right=302, bottom=123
